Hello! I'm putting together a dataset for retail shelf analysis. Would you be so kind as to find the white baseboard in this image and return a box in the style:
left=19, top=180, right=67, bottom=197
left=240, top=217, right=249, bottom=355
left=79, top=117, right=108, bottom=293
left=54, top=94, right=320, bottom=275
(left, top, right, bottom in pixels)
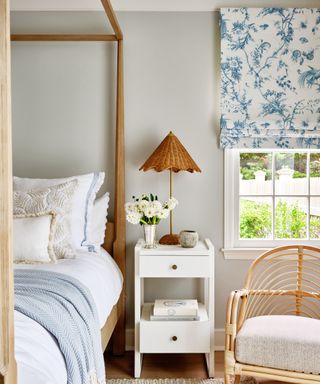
left=125, top=328, right=225, bottom=351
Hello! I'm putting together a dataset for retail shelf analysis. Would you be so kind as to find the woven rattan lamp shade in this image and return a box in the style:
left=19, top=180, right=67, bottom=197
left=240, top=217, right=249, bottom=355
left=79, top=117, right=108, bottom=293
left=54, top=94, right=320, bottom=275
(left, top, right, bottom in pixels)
left=139, top=131, right=201, bottom=173
left=139, top=131, right=201, bottom=245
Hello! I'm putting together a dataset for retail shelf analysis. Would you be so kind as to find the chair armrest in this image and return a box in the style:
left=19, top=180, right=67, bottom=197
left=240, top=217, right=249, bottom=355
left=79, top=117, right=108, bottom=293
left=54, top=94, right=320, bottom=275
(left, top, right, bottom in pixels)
left=225, top=290, right=248, bottom=353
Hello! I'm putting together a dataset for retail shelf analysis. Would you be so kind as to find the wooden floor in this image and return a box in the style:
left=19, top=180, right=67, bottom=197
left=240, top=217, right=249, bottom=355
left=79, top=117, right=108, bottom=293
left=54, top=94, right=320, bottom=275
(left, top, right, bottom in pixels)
left=105, top=351, right=285, bottom=383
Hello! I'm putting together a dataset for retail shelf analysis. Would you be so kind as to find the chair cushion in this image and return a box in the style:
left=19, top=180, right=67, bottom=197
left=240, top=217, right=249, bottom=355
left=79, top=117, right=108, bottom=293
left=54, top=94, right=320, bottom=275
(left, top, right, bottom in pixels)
left=236, top=315, right=320, bottom=374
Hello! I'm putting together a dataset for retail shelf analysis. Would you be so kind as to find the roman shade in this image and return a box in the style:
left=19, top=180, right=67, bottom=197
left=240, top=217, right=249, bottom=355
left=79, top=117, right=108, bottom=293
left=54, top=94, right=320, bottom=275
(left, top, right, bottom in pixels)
left=220, top=8, right=320, bottom=149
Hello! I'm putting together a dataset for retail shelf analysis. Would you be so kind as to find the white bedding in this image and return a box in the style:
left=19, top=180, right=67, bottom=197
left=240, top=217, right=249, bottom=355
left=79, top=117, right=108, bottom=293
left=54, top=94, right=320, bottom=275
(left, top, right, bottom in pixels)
left=14, top=248, right=123, bottom=384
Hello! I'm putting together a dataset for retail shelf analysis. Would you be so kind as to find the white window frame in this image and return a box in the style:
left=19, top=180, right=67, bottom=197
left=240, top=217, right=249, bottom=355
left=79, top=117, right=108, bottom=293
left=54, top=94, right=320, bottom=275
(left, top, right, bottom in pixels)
left=223, top=149, right=320, bottom=260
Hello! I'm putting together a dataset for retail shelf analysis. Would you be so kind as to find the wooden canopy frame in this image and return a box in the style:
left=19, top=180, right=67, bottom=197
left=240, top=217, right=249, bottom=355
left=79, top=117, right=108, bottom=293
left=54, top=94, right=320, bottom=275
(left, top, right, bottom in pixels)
left=0, top=1, right=125, bottom=383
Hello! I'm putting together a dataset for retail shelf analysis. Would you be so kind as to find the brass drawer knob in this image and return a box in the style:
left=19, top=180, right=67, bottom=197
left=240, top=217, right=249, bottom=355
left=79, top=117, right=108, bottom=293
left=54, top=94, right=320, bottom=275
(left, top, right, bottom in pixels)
left=172, top=264, right=178, bottom=270
left=172, top=336, right=178, bottom=341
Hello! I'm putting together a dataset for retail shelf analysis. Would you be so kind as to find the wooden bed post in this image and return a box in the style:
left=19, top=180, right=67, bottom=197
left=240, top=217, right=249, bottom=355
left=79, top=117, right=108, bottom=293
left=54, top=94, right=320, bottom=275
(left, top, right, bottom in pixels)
left=112, top=38, right=126, bottom=356
left=0, top=0, right=16, bottom=383
left=96, top=0, right=126, bottom=357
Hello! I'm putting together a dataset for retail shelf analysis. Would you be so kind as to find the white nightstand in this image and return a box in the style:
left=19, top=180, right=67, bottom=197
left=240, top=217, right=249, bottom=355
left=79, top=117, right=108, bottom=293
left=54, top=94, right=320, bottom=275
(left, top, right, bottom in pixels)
left=134, top=239, right=215, bottom=378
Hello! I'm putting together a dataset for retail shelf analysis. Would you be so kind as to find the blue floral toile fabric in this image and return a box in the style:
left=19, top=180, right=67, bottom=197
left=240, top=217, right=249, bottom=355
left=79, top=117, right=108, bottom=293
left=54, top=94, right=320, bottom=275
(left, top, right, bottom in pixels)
left=220, top=8, right=320, bottom=149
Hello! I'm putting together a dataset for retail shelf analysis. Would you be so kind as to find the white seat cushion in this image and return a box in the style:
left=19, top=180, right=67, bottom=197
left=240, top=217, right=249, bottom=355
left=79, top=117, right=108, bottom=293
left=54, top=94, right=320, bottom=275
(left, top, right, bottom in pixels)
left=236, top=315, right=320, bottom=374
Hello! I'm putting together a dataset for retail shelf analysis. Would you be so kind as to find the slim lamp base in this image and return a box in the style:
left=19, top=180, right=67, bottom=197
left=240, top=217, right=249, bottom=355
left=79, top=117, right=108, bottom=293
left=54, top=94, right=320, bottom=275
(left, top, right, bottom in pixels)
left=159, top=234, right=180, bottom=245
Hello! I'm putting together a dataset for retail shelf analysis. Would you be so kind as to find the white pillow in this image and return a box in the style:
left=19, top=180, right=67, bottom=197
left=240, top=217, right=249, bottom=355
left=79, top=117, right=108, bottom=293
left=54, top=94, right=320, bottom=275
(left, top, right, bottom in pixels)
left=13, top=172, right=105, bottom=250
left=13, top=212, right=57, bottom=264
left=13, top=180, right=77, bottom=259
left=86, top=192, right=110, bottom=252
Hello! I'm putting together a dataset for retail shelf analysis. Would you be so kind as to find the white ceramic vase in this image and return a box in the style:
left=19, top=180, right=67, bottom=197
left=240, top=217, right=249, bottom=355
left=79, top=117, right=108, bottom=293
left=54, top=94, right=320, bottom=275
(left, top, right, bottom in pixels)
left=179, top=230, right=199, bottom=248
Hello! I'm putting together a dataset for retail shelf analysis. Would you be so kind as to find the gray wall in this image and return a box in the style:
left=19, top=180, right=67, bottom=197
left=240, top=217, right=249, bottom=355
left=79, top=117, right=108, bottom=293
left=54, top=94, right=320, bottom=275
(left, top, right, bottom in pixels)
left=11, top=11, right=251, bottom=330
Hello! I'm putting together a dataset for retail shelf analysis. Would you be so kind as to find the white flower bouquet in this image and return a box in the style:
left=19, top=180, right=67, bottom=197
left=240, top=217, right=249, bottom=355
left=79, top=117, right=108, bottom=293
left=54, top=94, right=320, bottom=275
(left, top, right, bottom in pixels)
left=125, top=193, right=178, bottom=226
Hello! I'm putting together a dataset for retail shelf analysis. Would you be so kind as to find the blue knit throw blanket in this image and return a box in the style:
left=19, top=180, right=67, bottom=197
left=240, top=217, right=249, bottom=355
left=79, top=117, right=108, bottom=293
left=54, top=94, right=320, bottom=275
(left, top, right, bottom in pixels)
left=14, top=269, right=106, bottom=384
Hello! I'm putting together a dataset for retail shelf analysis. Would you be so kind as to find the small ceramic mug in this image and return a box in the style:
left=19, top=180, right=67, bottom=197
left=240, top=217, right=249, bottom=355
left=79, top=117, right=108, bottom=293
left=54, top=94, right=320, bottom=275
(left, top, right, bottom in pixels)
left=179, top=230, right=199, bottom=248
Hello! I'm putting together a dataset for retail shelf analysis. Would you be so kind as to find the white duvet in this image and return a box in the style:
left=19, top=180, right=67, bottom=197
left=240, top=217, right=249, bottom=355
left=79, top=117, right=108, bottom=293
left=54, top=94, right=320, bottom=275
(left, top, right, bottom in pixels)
left=14, top=248, right=123, bottom=384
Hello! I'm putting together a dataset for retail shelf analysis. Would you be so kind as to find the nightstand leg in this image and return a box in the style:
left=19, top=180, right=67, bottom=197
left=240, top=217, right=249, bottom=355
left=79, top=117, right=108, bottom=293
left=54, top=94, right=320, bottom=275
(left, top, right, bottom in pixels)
left=205, top=352, right=215, bottom=378
left=204, top=274, right=215, bottom=378
left=134, top=351, right=142, bottom=378
left=135, top=249, right=143, bottom=378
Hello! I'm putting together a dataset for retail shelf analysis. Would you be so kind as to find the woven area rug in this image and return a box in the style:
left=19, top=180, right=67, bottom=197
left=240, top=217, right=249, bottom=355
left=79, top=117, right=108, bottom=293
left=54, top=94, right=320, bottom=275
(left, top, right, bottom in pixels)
left=106, top=378, right=256, bottom=384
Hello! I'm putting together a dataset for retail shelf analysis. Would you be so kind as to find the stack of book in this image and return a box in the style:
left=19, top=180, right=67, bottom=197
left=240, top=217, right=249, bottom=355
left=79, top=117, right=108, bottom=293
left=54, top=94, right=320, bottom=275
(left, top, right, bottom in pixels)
left=150, top=299, right=199, bottom=321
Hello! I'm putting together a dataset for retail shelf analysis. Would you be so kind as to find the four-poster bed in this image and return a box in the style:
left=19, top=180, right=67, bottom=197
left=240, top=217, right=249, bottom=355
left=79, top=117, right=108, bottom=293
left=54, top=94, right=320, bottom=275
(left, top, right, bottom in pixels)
left=0, top=0, right=125, bottom=383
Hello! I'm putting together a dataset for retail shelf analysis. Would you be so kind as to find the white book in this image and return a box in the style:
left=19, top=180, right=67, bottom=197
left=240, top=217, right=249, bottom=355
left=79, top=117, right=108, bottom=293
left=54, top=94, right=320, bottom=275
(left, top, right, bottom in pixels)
left=153, top=299, right=198, bottom=316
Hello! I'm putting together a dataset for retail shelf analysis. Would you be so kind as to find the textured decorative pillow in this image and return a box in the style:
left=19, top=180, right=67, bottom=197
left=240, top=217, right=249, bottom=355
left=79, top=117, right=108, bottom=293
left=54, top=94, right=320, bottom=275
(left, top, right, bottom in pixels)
left=13, top=172, right=105, bottom=250
left=86, top=192, right=110, bottom=252
left=13, top=180, right=77, bottom=259
left=13, top=212, right=57, bottom=264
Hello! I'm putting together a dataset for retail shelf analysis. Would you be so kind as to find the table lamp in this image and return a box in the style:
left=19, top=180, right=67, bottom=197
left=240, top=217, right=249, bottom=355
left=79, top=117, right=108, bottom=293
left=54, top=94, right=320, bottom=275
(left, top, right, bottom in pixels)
left=139, top=131, right=201, bottom=245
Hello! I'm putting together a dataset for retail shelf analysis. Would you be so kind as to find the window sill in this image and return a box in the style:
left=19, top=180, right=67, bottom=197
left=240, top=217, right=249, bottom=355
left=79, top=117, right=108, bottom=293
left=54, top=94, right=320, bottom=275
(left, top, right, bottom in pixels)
left=222, top=248, right=270, bottom=260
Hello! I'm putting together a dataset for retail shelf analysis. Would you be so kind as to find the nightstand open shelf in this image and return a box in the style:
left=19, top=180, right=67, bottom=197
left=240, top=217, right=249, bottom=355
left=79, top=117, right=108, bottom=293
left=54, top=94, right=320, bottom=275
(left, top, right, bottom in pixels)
left=134, top=239, right=215, bottom=378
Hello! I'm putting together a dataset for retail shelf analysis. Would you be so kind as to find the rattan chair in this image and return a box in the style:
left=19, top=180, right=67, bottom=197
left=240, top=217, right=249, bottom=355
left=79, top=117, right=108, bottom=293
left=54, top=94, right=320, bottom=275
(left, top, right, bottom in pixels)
left=225, top=245, right=320, bottom=384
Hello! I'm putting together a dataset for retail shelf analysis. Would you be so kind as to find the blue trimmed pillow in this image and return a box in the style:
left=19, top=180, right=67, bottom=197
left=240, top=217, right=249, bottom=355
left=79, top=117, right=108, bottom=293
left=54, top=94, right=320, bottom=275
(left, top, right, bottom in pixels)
left=13, top=172, right=104, bottom=251
left=85, top=192, right=110, bottom=252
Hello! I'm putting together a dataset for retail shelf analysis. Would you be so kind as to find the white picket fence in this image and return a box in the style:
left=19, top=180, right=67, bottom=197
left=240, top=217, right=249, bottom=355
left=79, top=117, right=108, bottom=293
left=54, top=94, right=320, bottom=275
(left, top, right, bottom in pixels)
left=240, top=171, right=320, bottom=216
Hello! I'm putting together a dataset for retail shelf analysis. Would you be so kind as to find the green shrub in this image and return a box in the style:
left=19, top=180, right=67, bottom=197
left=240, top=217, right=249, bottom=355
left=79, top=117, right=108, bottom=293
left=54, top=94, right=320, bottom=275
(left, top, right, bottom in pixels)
left=293, top=171, right=307, bottom=179
left=239, top=199, right=319, bottom=239
left=240, top=153, right=272, bottom=180
left=275, top=200, right=306, bottom=238
left=240, top=199, right=272, bottom=238
left=310, top=215, right=320, bottom=238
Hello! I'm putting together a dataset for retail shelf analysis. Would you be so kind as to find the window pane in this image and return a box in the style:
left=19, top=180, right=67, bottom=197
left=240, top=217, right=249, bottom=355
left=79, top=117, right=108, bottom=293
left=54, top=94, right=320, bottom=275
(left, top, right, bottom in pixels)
left=310, top=197, right=320, bottom=239
left=310, top=153, right=320, bottom=195
left=275, top=153, right=307, bottom=195
left=275, top=197, right=307, bottom=239
left=240, top=197, right=272, bottom=239
left=240, top=153, right=272, bottom=195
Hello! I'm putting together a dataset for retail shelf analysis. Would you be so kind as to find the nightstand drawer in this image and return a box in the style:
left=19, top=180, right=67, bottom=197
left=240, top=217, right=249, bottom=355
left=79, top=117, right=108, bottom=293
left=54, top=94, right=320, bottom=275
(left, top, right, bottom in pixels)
left=139, top=255, right=210, bottom=277
left=140, top=321, right=210, bottom=353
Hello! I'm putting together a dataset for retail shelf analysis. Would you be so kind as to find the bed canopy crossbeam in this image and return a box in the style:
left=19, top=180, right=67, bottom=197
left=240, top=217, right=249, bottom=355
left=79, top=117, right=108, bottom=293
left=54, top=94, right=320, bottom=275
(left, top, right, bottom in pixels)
left=11, top=34, right=118, bottom=41
left=0, top=0, right=125, bottom=382
left=11, top=0, right=123, bottom=42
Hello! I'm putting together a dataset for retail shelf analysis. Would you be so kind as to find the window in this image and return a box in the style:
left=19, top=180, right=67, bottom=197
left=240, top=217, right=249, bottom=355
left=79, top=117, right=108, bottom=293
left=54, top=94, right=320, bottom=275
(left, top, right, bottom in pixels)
left=224, top=149, right=320, bottom=259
